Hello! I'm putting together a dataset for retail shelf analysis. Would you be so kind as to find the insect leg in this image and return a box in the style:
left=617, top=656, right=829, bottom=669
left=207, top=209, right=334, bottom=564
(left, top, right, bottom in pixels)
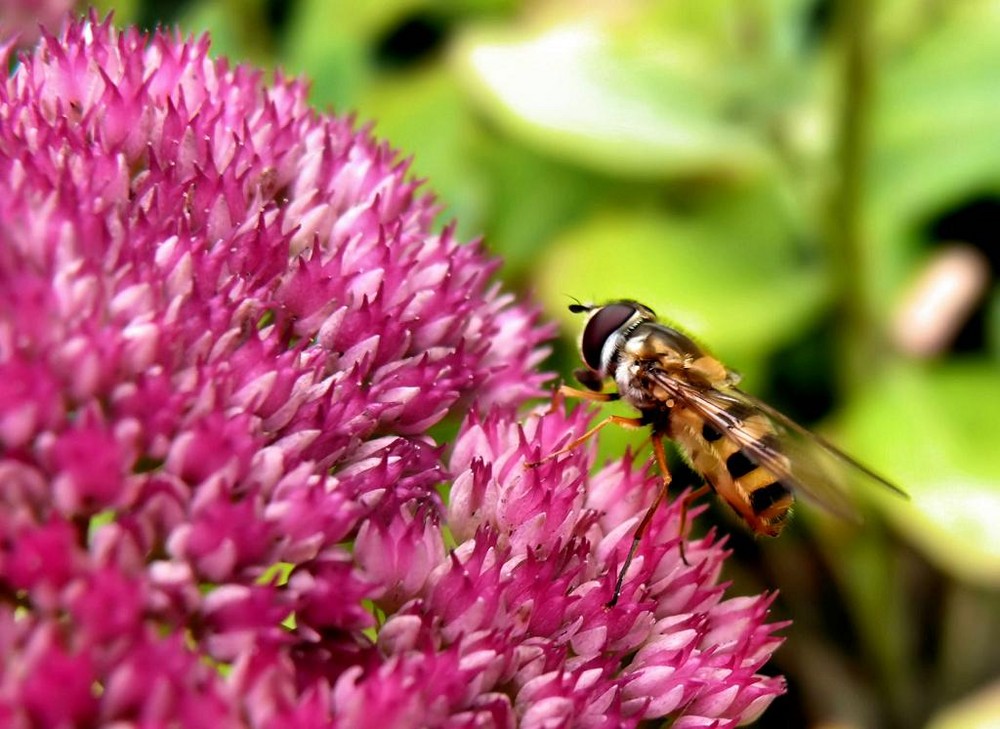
left=609, top=435, right=672, bottom=606
left=557, top=384, right=620, bottom=402
left=676, top=484, right=710, bottom=565
left=525, top=414, right=643, bottom=468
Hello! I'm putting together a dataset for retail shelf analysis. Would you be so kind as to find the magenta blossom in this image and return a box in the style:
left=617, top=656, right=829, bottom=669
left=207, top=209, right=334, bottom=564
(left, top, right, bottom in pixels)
left=0, top=14, right=786, bottom=728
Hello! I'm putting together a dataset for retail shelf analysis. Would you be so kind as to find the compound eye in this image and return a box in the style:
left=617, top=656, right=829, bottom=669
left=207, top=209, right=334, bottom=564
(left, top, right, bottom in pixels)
left=580, top=303, right=635, bottom=371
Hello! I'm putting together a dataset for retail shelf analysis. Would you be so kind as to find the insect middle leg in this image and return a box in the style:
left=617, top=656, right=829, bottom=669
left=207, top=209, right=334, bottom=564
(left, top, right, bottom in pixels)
left=530, top=387, right=690, bottom=606
left=610, top=434, right=672, bottom=606
left=609, top=444, right=716, bottom=605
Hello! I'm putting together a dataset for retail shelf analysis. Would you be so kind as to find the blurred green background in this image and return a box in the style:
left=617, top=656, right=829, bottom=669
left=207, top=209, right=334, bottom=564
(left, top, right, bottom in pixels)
left=15, top=0, right=1000, bottom=726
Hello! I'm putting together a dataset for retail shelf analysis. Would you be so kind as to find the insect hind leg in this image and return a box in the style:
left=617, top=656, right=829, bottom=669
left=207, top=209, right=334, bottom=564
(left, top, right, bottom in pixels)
left=676, top=483, right=710, bottom=564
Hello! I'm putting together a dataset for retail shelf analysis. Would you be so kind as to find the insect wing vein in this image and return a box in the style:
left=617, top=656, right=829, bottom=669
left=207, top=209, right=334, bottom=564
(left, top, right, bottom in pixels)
left=742, top=391, right=907, bottom=498
left=646, top=368, right=902, bottom=520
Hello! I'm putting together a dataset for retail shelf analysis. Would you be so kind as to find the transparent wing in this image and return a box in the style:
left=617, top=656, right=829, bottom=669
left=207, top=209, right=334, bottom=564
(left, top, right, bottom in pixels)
left=649, top=370, right=907, bottom=521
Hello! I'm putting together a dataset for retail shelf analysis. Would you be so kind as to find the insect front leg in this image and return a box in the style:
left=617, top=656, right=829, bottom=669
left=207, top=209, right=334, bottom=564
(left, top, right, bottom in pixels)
left=524, top=413, right=643, bottom=468
left=557, top=384, right=619, bottom=402
left=525, top=376, right=628, bottom=466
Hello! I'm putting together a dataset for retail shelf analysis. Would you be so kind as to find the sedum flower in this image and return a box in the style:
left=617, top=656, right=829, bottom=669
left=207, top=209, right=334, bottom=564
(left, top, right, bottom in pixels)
left=0, top=13, right=786, bottom=728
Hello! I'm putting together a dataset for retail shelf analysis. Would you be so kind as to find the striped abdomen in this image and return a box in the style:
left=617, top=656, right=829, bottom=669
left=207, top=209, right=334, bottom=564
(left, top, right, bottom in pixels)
left=668, top=406, right=794, bottom=537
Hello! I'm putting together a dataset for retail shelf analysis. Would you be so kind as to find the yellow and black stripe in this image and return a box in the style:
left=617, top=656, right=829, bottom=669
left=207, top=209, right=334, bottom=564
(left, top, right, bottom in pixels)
left=676, top=409, right=793, bottom=537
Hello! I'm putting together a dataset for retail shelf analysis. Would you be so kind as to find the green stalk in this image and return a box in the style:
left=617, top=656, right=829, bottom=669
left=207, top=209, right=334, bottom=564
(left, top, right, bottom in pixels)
left=830, top=0, right=879, bottom=395
left=827, top=6, right=916, bottom=726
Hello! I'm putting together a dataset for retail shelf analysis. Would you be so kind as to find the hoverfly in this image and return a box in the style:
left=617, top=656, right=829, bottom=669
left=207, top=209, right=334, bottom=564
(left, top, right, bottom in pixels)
left=535, top=299, right=906, bottom=605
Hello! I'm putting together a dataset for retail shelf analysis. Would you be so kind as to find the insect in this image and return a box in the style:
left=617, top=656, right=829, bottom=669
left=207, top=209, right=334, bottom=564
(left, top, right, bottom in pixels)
left=534, top=299, right=906, bottom=605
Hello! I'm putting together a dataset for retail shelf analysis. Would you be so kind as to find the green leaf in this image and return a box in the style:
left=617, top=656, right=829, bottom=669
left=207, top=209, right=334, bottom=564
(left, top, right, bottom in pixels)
left=360, top=66, right=489, bottom=238
left=870, top=5, right=1000, bottom=240
left=476, top=139, right=616, bottom=274
left=91, top=0, right=139, bottom=24
left=453, top=19, right=772, bottom=179
left=180, top=0, right=276, bottom=66
left=839, top=363, right=1000, bottom=585
left=283, top=0, right=413, bottom=108
left=533, top=187, right=828, bottom=363
left=359, top=64, right=616, bottom=264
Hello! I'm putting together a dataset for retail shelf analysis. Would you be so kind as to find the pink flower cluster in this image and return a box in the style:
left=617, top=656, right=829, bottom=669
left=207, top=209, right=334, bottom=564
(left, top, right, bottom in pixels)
left=0, top=15, right=786, bottom=728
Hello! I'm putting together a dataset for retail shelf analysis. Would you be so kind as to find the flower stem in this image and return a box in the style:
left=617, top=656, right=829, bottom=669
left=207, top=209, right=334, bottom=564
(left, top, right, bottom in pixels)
left=830, top=0, right=878, bottom=395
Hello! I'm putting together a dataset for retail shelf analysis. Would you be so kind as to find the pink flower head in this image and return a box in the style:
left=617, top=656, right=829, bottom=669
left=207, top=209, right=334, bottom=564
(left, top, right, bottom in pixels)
left=0, top=14, right=785, bottom=727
